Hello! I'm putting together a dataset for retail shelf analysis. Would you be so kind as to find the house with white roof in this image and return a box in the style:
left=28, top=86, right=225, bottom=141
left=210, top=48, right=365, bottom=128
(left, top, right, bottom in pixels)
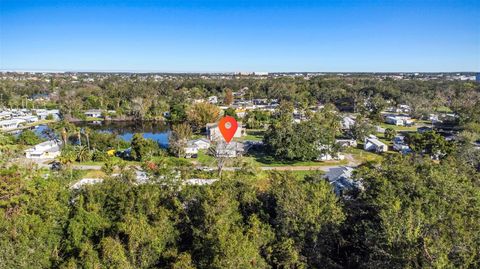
left=34, top=109, right=60, bottom=120
left=215, top=141, right=245, bottom=158
left=185, top=178, right=218, bottom=185
left=341, top=116, right=355, bottom=129
left=70, top=178, right=103, bottom=190
left=364, top=135, right=388, bottom=153
left=189, top=138, right=211, bottom=150
left=84, top=109, right=103, bottom=118
left=385, top=115, right=413, bottom=126
left=25, top=140, right=61, bottom=159
left=0, top=119, right=26, bottom=130
left=208, top=96, right=218, bottom=104
left=335, top=139, right=357, bottom=148
left=0, top=111, right=12, bottom=120
left=183, top=138, right=211, bottom=158
left=316, top=144, right=345, bottom=161
left=14, top=115, right=38, bottom=123
left=184, top=143, right=199, bottom=158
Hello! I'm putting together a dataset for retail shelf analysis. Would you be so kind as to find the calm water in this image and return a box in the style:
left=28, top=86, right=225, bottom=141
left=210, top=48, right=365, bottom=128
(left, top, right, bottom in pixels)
left=32, top=121, right=171, bottom=147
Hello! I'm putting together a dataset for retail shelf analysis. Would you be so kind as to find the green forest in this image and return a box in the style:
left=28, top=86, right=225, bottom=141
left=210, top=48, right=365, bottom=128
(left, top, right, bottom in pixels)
left=1, top=155, right=479, bottom=268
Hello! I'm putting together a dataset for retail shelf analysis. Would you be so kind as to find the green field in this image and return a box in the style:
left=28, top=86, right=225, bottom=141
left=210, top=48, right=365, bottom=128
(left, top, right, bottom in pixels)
left=346, top=147, right=384, bottom=163
left=235, top=129, right=265, bottom=142
left=379, top=123, right=418, bottom=132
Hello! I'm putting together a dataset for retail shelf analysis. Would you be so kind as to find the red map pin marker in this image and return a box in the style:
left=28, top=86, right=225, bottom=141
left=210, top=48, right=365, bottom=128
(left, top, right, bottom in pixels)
left=218, top=116, right=238, bottom=143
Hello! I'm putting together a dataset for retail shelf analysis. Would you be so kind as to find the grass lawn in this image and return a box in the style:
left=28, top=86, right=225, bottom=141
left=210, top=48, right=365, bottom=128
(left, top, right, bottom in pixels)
left=83, top=170, right=107, bottom=178
left=0, top=144, right=24, bottom=151
left=380, top=123, right=418, bottom=132
left=346, top=147, right=384, bottom=163
left=26, top=119, right=55, bottom=127
left=74, top=156, right=141, bottom=166
left=375, top=132, right=394, bottom=147
left=244, top=149, right=348, bottom=167
left=434, top=106, right=453, bottom=113
left=196, top=150, right=216, bottom=166
left=235, top=129, right=265, bottom=142
left=8, top=119, right=55, bottom=132
left=73, top=161, right=107, bottom=166
left=84, top=117, right=104, bottom=122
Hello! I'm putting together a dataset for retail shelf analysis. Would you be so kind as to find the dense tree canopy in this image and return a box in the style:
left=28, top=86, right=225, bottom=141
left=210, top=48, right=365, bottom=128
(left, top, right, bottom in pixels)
left=1, top=153, right=479, bottom=268
left=264, top=102, right=340, bottom=161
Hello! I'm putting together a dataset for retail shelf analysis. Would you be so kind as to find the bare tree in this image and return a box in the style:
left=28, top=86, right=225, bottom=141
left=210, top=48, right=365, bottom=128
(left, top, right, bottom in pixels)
left=208, top=141, right=231, bottom=178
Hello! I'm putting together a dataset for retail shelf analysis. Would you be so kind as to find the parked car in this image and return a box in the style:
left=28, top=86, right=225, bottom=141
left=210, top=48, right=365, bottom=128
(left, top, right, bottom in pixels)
left=50, top=161, right=62, bottom=171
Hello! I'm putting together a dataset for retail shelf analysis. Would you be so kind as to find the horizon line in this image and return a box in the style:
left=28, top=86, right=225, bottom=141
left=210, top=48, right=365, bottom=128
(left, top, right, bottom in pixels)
left=1, top=69, right=478, bottom=74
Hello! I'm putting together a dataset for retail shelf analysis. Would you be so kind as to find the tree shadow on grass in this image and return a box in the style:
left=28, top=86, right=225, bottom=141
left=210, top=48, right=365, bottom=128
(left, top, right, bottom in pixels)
left=247, top=147, right=308, bottom=166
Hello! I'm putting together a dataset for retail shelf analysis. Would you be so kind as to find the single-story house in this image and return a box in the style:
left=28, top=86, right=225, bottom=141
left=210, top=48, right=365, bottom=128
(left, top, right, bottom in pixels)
left=364, top=135, right=388, bottom=153
left=318, top=152, right=345, bottom=161
left=325, top=166, right=363, bottom=196
left=189, top=138, right=211, bottom=150
left=184, top=178, right=218, bottom=185
left=14, top=115, right=38, bottom=123
left=385, top=115, right=413, bottom=126
left=25, top=140, right=61, bottom=159
left=0, top=119, right=26, bottom=130
left=0, top=111, right=12, bottom=120
left=206, top=122, right=245, bottom=141
left=316, top=144, right=345, bottom=161
left=341, top=116, right=355, bottom=129
left=392, top=136, right=411, bottom=154
left=215, top=141, right=245, bottom=158
left=70, top=178, right=103, bottom=190
left=34, top=109, right=61, bottom=120
left=417, top=126, right=433, bottom=133
left=84, top=109, right=103, bottom=118
left=336, top=139, right=357, bottom=148
left=376, top=125, right=386, bottom=133
left=393, top=142, right=410, bottom=152
left=397, top=104, right=411, bottom=113
left=385, top=116, right=403, bottom=126
left=208, top=96, right=218, bottom=104
left=184, top=144, right=199, bottom=158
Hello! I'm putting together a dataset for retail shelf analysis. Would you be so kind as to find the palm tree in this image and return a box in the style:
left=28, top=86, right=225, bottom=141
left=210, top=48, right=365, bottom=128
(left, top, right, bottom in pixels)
left=58, top=147, right=76, bottom=179
left=75, top=146, right=90, bottom=162
left=51, top=120, right=74, bottom=145
left=83, top=127, right=91, bottom=150
left=61, top=128, right=68, bottom=145
left=76, top=127, right=82, bottom=146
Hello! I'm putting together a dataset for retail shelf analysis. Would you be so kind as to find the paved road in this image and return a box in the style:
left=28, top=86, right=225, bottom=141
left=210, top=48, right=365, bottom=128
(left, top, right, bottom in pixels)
left=72, top=164, right=103, bottom=170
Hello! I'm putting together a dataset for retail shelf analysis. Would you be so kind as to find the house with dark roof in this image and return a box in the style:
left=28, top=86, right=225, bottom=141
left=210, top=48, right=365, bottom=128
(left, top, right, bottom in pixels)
left=325, top=166, right=363, bottom=196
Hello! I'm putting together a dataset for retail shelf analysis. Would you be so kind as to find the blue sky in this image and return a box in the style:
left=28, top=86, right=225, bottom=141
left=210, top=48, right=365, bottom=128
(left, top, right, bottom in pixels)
left=1, top=0, right=479, bottom=72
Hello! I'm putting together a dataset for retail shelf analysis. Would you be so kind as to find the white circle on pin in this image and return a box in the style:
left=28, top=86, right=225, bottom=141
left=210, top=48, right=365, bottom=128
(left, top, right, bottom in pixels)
left=225, top=122, right=232, bottom=129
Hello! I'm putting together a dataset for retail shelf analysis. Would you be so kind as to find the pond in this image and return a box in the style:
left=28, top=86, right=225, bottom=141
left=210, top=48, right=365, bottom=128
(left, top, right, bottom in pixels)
left=30, top=121, right=171, bottom=147
left=73, top=121, right=171, bottom=147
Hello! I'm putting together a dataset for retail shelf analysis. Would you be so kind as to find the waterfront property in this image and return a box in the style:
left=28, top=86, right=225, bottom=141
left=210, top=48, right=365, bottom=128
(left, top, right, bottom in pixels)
left=25, top=140, right=61, bottom=159
left=206, top=122, right=245, bottom=141
left=0, top=118, right=27, bottom=130
left=84, top=109, right=103, bottom=118
left=189, top=138, right=211, bottom=150
left=215, top=141, right=245, bottom=157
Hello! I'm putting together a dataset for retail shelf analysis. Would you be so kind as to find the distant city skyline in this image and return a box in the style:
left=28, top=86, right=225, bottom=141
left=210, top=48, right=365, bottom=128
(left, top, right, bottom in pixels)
left=1, top=0, right=479, bottom=72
